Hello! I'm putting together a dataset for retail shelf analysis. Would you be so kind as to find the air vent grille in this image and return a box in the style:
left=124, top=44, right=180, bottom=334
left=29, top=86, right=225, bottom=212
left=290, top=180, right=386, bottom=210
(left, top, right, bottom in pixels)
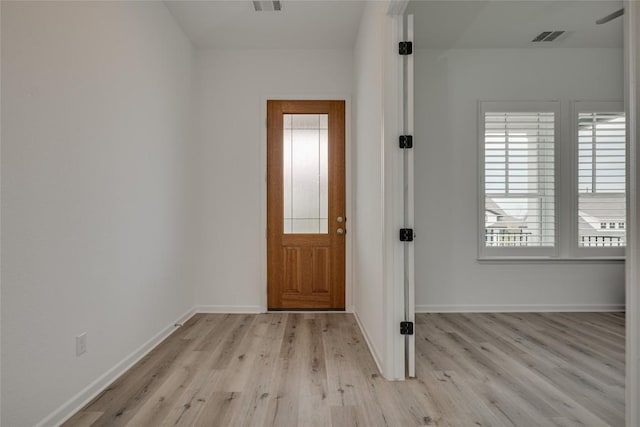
left=253, top=1, right=281, bottom=12
left=532, top=30, right=566, bottom=43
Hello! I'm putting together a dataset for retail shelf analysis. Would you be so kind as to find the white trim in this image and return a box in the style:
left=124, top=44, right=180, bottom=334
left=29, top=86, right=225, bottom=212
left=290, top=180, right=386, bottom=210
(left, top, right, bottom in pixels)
left=0, top=2, right=3, bottom=421
left=258, top=94, right=353, bottom=313
left=352, top=310, right=385, bottom=378
left=404, top=12, right=416, bottom=379
left=416, top=304, right=625, bottom=313
left=196, top=305, right=264, bottom=314
left=477, top=256, right=624, bottom=264
left=36, top=308, right=197, bottom=427
left=625, top=1, right=639, bottom=426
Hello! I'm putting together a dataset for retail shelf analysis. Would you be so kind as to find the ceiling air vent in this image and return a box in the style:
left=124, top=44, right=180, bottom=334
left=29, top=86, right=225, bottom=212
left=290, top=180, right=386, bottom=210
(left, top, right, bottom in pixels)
left=532, top=30, right=566, bottom=43
left=253, top=1, right=281, bottom=12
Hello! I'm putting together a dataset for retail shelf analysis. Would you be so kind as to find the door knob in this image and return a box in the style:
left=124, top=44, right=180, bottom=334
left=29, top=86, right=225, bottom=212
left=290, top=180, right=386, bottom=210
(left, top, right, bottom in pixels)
left=337, top=228, right=345, bottom=235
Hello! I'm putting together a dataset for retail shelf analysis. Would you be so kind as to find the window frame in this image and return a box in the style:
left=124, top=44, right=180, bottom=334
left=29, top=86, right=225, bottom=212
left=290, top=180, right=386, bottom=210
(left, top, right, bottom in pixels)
left=478, top=101, right=561, bottom=259
left=572, top=101, right=626, bottom=258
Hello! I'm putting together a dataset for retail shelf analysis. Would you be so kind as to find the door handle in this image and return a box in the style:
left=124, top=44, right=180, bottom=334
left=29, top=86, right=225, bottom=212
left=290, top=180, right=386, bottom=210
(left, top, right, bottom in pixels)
left=337, top=228, right=345, bottom=235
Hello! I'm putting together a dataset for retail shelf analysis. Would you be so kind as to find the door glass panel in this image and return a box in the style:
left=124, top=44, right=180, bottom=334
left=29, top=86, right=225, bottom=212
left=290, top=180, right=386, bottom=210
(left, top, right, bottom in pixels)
left=283, top=114, right=329, bottom=234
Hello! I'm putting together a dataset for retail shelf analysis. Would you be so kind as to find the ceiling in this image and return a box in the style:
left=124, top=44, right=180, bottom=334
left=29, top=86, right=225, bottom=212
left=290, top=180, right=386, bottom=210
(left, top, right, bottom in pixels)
left=408, top=1, right=624, bottom=49
left=164, top=0, right=367, bottom=49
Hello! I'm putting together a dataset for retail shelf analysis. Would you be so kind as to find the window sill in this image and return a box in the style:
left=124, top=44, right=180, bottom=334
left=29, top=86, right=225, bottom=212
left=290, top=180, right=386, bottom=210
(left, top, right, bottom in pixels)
left=477, top=256, right=625, bottom=264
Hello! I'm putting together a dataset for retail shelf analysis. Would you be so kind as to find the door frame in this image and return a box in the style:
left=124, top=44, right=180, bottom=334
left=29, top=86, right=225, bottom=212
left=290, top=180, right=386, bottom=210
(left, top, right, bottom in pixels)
left=625, top=2, right=639, bottom=425
left=384, top=5, right=410, bottom=380
left=259, top=94, right=353, bottom=313
left=401, top=11, right=415, bottom=378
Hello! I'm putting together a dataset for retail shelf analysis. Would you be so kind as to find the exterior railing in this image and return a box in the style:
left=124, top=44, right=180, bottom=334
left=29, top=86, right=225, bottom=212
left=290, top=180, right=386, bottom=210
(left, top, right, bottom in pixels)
left=580, top=235, right=625, bottom=247
left=486, top=228, right=625, bottom=247
left=485, top=228, right=531, bottom=247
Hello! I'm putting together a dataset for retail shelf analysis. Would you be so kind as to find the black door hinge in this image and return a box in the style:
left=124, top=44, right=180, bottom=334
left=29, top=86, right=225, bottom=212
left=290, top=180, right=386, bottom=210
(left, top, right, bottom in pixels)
left=399, top=135, right=413, bottom=149
left=399, top=228, right=414, bottom=242
left=400, top=321, right=414, bottom=335
left=399, top=41, right=413, bottom=55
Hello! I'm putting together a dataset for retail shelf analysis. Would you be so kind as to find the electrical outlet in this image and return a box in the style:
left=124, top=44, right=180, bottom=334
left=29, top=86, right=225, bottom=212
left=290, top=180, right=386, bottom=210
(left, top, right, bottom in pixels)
left=76, top=333, right=87, bottom=357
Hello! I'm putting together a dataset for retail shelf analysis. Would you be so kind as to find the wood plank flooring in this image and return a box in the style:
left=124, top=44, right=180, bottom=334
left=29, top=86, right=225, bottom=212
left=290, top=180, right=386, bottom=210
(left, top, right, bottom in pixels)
left=64, top=312, right=625, bottom=427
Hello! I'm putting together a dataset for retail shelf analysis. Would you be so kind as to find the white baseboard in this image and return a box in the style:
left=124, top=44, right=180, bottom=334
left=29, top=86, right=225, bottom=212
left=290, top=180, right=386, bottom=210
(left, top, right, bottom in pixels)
left=416, top=303, right=625, bottom=313
left=196, top=305, right=264, bottom=313
left=37, top=307, right=197, bottom=427
left=352, top=310, right=385, bottom=378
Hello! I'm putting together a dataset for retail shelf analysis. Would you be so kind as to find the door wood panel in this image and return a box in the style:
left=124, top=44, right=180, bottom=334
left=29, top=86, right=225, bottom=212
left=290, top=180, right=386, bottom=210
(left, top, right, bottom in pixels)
left=267, top=100, right=346, bottom=310
left=283, top=248, right=302, bottom=293
left=312, top=248, right=330, bottom=294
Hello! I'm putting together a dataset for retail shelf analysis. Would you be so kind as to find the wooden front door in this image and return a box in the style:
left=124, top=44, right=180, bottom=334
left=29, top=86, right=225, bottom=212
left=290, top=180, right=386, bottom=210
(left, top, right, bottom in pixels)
left=267, top=100, right=346, bottom=310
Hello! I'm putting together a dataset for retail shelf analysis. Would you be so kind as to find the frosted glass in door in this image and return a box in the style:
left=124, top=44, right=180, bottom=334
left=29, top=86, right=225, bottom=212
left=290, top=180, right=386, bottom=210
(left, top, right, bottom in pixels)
left=283, top=114, right=329, bottom=234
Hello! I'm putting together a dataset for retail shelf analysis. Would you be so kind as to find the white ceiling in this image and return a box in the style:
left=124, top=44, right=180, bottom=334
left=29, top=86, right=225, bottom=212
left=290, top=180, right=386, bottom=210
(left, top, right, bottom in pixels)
left=408, top=1, right=624, bottom=49
left=164, top=0, right=367, bottom=49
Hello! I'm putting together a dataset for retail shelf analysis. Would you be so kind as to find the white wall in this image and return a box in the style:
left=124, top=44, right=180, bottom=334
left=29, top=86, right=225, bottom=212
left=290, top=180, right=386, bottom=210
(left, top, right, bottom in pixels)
left=352, top=2, right=406, bottom=380
left=414, top=47, right=625, bottom=311
left=193, top=49, right=353, bottom=311
left=353, top=2, right=387, bottom=372
left=1, top=2, right=195, bottom=425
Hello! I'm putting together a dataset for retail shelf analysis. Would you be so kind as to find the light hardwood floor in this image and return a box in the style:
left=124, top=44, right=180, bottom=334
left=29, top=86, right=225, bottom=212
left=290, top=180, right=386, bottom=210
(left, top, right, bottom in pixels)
left=64, top=312, right=625, bottom=427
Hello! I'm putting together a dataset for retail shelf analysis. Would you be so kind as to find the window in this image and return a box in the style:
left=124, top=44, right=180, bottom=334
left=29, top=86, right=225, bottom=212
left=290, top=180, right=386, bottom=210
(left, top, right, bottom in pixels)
left=577, top=104, right=626, bottom=252
left=480, top=101, right=625, bottom=259
left=480, top=102, right=558, bottom=257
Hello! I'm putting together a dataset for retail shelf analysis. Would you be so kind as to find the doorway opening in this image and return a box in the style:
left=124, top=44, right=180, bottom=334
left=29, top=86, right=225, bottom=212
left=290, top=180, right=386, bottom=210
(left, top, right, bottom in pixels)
left=406, top=1, right=627, bottom=424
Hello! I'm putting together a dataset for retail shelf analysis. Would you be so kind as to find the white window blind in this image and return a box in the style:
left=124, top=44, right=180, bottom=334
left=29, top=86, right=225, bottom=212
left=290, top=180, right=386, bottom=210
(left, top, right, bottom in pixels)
left=483, top=110, right=556, bottom=249
left=577, top=111, right=626, bottom=248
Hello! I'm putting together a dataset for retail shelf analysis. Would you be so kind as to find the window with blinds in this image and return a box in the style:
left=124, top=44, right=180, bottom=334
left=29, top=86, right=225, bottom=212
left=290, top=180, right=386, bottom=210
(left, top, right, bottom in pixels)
left=577, top=110, right=626, bottom=248
left=483, top=109, right=556, bottom=249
